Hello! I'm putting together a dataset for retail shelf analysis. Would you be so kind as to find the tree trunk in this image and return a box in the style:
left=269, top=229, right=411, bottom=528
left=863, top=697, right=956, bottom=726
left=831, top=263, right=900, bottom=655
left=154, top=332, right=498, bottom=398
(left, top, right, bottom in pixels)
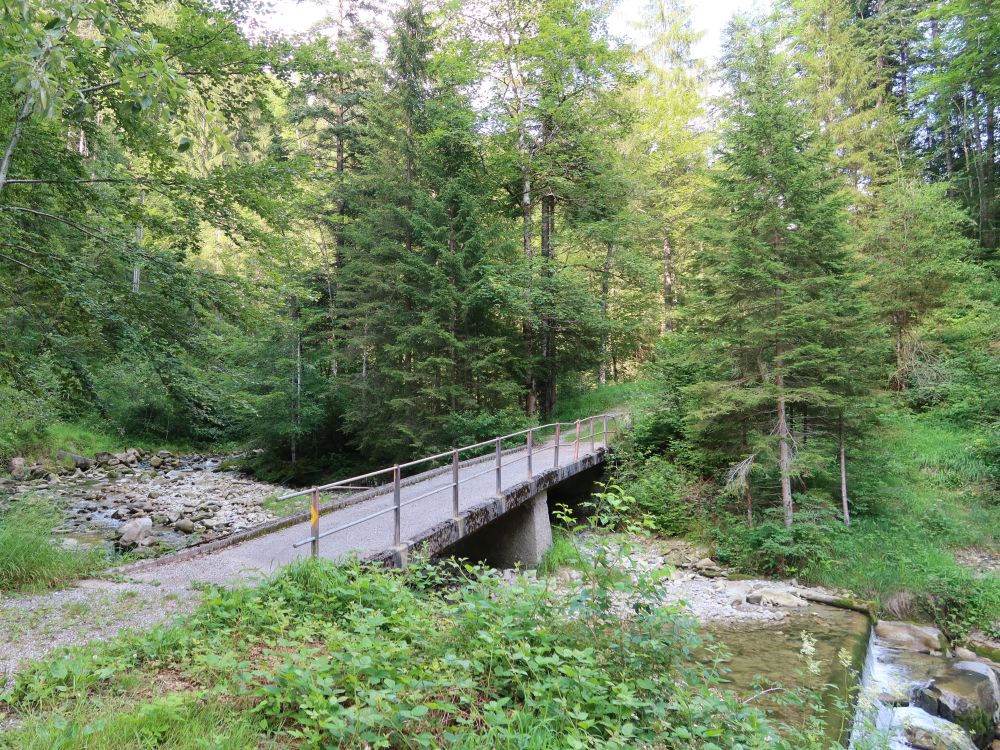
left=745, top=477, right=753, bottom=527
left=599, top=242, right=612, bottom=385
left=538, top=191, right=556, bottom=419
left=775, top=286, right=794, bottom=528
left=521, top=162, right=537, bottom=416
left=661, top=237, right=674, bottom=333
left=0, top=96, right=32, bottom=197
left=839, top=415, right=851, bottom=526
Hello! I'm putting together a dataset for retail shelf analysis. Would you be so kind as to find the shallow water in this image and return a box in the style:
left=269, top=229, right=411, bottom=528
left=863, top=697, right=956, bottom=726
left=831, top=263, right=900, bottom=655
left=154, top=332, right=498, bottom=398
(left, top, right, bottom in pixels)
left=707, top=603, right=871, bottom=743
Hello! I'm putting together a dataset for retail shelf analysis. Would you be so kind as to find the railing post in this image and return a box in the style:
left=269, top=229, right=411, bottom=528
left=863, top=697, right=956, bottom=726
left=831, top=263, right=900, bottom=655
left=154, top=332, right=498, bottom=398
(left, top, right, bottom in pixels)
left=603, top=414, right=608, bottom=448
left=495, top=437, right=502, bottom=494
left=590, top=416, right=596, bottom=452
left=451, top=448, right=460, bottom=518
left=310, top=488, right=320, bottom=558
left=393, top=464, right=401, bottom=547
left=574, top=420, right=580, bottom=460
left=526, top=429, right=533, bottom=479
left=554, top=423, right=561, bottom=468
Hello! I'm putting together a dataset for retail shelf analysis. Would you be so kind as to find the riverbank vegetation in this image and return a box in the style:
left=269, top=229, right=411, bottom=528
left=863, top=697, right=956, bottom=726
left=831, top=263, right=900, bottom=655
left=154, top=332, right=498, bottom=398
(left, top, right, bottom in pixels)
left=0, top=557, right=855, bottom=750
left=0, top=501, right=105, bottom=591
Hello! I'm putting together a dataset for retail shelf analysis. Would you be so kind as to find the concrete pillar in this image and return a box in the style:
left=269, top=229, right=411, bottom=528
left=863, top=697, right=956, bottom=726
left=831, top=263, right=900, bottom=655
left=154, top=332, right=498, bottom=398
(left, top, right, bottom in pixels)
left=489, top=490, right=552, bottom=568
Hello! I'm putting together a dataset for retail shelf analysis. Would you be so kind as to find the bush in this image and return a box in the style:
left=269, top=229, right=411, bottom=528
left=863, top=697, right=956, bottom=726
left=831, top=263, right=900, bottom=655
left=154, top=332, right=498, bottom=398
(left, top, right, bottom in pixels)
left=5, top=558, right=841, bottom=749
left=0, top=502, right=105, bottom=591
left=618, top=455, right=703, bottom=536
left=922, top=569, right=1000, bottom=642
left=714, top=509, right=845, bottom=578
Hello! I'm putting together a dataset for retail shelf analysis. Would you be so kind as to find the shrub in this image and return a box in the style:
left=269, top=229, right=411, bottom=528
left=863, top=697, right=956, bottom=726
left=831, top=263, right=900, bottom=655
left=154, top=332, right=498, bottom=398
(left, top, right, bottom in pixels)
left=714, top=508, right=845, bottom=578
left=922, top=569, right=1000, bottom=642
left=0, top=383, right=54, bottom=461
left=618, top=455, right=703, bottom=536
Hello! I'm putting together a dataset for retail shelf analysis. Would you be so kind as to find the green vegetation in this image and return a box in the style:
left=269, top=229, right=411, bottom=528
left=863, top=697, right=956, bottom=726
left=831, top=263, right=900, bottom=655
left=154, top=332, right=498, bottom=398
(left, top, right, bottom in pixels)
left=0, top=502, right=105, bottom=591
left=1, top=557, right=850, bottom=749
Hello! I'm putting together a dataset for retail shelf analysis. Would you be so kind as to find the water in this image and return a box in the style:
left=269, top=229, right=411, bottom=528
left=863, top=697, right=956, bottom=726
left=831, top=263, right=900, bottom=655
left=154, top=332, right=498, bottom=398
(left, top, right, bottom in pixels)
left=708, top=603, right=871, bottom=744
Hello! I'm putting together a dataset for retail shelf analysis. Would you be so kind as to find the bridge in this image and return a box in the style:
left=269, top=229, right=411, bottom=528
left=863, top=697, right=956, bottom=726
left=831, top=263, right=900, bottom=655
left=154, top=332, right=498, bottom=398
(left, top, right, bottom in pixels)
left=125, top=414, right=620, bottom=581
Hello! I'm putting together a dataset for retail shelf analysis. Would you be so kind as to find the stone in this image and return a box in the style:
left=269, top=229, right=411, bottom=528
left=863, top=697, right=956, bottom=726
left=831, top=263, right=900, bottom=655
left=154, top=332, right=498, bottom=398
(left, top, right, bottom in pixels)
left=8, top=456, right=27, bottom=479
left=956, top=648, right=978, bottom=660
left=150, top=457, right=163, bottom=469
left=94, top=451, right=115, bottom=465
left=694, top=557, right=720, bottom=571
left=57, top=451, right=92, bottom=471
left=746, top=588, right=809, bottom=608
left=920, top=662, right=999, bottom=747
left=876, top=621, right=945, bottom=654
left=891, top=707, right=977, bottom=750
left=116, top=517, right=153, bottom=548
left=174, top=518, right=196, bottom=534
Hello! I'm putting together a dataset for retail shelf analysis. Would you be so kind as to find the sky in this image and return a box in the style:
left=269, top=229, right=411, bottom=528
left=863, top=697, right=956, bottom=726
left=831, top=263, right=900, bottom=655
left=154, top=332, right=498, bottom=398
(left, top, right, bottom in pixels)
left=261, top=0, right=771, bottom=62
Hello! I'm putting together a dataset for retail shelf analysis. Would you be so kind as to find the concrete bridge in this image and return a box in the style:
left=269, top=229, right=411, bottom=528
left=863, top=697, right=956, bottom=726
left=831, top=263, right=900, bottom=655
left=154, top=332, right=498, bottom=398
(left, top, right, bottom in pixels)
left=123, top=415, right=619, bottom=582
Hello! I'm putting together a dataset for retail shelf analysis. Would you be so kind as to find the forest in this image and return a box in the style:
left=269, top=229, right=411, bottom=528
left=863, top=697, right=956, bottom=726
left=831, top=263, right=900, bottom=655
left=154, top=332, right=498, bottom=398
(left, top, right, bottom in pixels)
left=1, top=0, right=1000, bottom=746
left=0, top=0, right=997, bottom=543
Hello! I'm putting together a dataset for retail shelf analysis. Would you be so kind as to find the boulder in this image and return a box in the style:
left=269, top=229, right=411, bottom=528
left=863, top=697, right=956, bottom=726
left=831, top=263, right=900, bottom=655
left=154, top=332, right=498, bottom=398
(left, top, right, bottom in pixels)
left=149, top=457, right=164, bottom=469
left=917, top=662, right=999, bottom=747
left=8, top=457, right=27, bottom=479
left=747, top=588, right=809, bottom=608
left=116, top=517, right=153, bottom=548
left=174, top=518, right=196, bottom=534
left=891, top=707, right=978, bottom=750
left=876, top=621, right=945, bottom=654
left=94, top=451, right=115, bottom=466
left=57, top=451, right=92, bottom=471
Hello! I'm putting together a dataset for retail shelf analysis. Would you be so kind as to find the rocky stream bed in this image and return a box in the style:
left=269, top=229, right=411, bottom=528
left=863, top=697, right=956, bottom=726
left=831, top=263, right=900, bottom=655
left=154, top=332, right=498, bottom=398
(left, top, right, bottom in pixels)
left=1, top=448, right=283, bottom=553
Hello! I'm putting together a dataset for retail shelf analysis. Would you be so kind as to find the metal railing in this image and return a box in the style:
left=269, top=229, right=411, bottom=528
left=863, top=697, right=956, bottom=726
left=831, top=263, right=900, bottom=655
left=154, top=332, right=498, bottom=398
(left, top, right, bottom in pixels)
left=280, top=412, right=622, bottom=557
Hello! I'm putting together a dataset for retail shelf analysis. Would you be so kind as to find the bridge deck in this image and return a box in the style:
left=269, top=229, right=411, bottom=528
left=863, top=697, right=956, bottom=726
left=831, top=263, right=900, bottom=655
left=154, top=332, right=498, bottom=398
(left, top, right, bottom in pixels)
left=130, top=440, right=605, bottom=588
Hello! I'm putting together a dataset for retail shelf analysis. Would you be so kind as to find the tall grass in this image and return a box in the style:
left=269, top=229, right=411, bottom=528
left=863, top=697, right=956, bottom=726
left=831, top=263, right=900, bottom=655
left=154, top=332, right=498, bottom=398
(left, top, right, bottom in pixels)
left=0, top=502, right=105, bottom=591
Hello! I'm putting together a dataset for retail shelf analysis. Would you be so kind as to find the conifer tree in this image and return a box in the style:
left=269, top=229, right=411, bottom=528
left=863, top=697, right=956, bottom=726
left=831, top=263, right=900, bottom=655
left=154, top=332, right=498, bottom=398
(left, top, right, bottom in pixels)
left=689, top=17, right=863, bottom=527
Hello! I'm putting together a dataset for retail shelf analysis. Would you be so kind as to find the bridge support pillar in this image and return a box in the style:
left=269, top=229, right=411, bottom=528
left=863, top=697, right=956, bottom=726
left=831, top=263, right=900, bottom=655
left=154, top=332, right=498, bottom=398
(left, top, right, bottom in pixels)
left=490, top=490, right=552, bottom=568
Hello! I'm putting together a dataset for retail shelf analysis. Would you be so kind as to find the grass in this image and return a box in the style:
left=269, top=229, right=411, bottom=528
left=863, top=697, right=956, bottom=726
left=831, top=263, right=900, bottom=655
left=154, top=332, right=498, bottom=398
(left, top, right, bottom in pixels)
left=0, top=502, right=106, bottom=592
left=0, top=557, right=848, bottom=750
left=537, top=528, right=588, bottom=575
left=553, top=380, right=655, bottom=423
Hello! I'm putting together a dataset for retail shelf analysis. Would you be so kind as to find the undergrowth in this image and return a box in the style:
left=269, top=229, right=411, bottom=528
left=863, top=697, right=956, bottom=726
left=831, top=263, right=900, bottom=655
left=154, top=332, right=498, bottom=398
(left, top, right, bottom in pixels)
left=1, top=554, right=851, bottom=749
left=622, top=406, right=1000, bottom=642
left=0, top=502, right=106, bottom=591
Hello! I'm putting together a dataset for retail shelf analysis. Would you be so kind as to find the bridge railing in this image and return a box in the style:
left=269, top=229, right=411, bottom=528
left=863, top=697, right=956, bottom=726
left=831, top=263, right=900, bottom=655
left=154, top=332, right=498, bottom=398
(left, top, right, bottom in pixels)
left=280, top=413, right=623, bottom=558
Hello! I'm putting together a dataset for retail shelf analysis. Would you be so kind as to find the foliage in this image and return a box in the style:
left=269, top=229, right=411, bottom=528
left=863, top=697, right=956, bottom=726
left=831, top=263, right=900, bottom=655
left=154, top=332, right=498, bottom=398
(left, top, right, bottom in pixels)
left=2, top=558, right=845, bottom=749
left=713, top=508, right=845, bottom=578
left=0, top=500, right=105, bottom=591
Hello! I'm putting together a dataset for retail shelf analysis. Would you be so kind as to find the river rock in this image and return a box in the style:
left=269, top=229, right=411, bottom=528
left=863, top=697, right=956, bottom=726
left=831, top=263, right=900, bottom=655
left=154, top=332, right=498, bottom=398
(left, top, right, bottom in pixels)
left=150, top=456, right=164, bottom=469
left=915, top=661, right=1000, bottom=747
left=174, top=518, right=196, bottom=534
left=7, top=457, right=27, bottom=479
left=892, top=707, right=978, bottom=750
left=877, top=621, right=945, bottom=653
left=747, top=588, right=809, bottom=608
left=116, top=517, right=153, bottom=548
left=57, top=451, right=92, bottom=471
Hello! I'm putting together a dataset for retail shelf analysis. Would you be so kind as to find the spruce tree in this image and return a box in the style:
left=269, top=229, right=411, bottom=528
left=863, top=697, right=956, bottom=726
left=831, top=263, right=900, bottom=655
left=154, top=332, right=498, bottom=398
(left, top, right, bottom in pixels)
left=689, top=17, right=863, bottom=527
